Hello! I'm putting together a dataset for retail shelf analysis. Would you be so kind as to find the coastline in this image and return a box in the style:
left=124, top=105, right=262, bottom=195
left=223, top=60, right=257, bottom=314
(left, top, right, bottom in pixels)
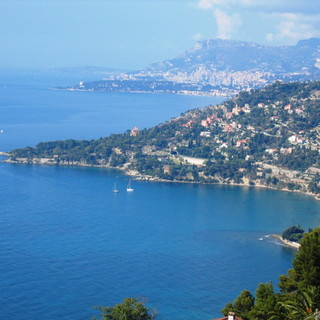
left=2, top=156, right=318, bottom=200
left=269, top=234, right=301, bottom=249
left=56, top=87, right=233, bottom=98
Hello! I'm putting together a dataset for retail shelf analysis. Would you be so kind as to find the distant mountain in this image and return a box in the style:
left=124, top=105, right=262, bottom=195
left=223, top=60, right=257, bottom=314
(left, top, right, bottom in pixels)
left=145, top=38, right=320, bottom=74
left=134, top=38, right=320, bottom=86
left=68, top=38, right=320, bottom=95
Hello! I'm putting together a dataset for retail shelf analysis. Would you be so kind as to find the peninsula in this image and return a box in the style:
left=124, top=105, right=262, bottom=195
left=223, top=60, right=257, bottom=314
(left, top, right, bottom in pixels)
left=7, top=81, right=320, bottom=197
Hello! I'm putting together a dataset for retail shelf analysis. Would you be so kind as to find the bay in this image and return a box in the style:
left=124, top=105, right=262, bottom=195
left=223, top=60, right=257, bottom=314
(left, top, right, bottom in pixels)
left=0, top=69, right=219, bottom=151
left=1, top=70, right=320, bottom=320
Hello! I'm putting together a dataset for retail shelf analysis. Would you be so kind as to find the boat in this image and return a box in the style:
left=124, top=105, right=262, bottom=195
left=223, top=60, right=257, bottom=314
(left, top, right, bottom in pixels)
left=126, top=180, right=134, bottom=192
left=113, top=182, right=119, bottom=193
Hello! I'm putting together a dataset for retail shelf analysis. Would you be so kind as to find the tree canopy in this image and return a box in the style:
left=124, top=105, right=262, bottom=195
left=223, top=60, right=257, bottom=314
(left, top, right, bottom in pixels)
left=222, top=228, right=320, bottom=320
left=95, top=298, right=156, bottom=320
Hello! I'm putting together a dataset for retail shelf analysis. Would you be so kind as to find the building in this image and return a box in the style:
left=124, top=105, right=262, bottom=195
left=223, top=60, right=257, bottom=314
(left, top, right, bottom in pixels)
left=163, top=165, right=171, bottom=174
left=201, top=119, right=210, bottom=128
left=223, top=124, right=234, bottom=133
left=130, top=126, right=139, bottom=136
left=200, top=131, right=211, bottom=137
left=236, top=139, right=248, bottom=147
left=182, top=120, right=194, bottom=128
left=212, top=312, right=243, bottom=320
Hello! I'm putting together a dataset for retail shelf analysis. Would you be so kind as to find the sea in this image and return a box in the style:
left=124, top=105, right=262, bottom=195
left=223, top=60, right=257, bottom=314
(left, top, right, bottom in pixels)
left=1, top=69, right=320, bottom=320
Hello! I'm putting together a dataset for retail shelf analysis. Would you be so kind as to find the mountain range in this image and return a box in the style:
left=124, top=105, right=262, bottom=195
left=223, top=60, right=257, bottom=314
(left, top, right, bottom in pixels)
left=68, top=38, right=320, bottom=95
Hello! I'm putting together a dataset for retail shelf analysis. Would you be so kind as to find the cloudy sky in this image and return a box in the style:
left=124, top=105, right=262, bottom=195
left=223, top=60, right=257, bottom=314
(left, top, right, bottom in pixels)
left=1, top=0, right=319, bottom=70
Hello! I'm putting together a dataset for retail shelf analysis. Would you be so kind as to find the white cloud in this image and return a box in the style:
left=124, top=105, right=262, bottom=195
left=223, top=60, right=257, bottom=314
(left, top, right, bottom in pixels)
left=196, top=0, right=320, bottom=44
left=266, top=13, right=320, bottom=44
left=196, top=0, right=320, bottom=13
left=197, top=0, right=259, bottom=10
left=213, top=9, right=242, bottom=39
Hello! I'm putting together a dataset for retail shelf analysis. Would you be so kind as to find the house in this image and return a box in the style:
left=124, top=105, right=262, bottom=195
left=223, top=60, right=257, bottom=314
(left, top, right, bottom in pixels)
left=212, top=312, right=243, bottom=320
left=130, top=126, right=139, bottom=136
left=201, top=119, right=210, bottom=128
left=288, top=135, right=297, bottom=143
left=265, top=148, right=278, bottom=154
left=242, top=104, right=251, bottom=113
left=182, top=120, right=194, bottom=128
left=200, top=131, right=211, bottom=137
left=232, top=106, right=242, bottom=115
left=220, top=142, right=229, bottom=149
left=163, top=165, right=171, bottom=174
left=280, top=147, right=292, bottom=155
left=236, top=139, right=248, bottom=147
left=225, top=112, right=233, bottom=119
left=201, top=116, right=215, bottom=127
left=223, top=124, right=234, bottom=133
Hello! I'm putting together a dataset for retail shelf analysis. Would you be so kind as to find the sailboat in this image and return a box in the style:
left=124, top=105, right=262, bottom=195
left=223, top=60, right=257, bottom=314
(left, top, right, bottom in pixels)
left=113, top=182, right=119, bottom=193
left=126, top=180, right=134, bottom=192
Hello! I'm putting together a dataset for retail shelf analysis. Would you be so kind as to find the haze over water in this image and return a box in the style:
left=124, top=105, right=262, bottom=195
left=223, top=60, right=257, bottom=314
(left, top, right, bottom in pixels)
left=1, top=71, right=320, bottom=320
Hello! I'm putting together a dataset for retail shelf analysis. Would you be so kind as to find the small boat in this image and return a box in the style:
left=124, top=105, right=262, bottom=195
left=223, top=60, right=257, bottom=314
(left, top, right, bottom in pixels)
left=126, top=180, right=134, bottom=192
left=113, top=182, right=119, bottom=193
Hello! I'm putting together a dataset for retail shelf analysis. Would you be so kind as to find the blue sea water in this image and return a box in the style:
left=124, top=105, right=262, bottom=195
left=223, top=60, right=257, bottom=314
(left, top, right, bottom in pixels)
left=1, top=70, right=320, bottom=320
left=0, top=69, right=219, bottom=151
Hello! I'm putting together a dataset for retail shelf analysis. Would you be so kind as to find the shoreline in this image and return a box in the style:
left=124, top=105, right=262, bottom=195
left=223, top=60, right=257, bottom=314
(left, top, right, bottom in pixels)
left=2, top=157, right=318, bottom=200
left=269, top=234, right=301, bottom=249
left=55, top=87, right=233, bottom=98
left=0, top=152, right=10, bottom=156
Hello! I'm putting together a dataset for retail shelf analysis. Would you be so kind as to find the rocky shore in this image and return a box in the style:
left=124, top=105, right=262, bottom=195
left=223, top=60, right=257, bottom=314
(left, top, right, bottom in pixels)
left=270, top=234, right=301, bottom=249
left=3, top=156, right=318, bottom=201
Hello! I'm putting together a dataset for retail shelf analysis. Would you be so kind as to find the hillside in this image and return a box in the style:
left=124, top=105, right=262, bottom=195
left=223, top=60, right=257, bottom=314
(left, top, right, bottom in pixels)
left=67, top=38, right=320, bottom=96
left=9, top=81, right=320, bottom=195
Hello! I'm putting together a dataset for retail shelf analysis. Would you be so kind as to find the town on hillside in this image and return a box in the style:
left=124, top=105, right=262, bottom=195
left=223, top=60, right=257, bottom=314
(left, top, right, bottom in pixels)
left=8, top=81, right=320, bottom=197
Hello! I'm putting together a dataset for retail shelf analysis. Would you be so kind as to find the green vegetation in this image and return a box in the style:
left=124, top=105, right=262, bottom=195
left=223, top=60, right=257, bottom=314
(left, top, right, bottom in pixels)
left=9, top=81, right=320, bottom=194
left=282, top=226, right=305, bottom=243
left=96, top=228, right=320, bottom=320
left=94, top=298, right=156, bottom=320
left=222, top=228, right=320, bottom=320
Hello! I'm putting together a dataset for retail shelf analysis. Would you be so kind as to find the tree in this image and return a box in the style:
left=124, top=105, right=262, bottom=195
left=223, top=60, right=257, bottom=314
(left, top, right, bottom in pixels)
left=278, top=269, right=299, bottom=294
left=249, top=283, right=277, bottom=320
left=233, top=290, right=255, bottom=320
left=221, top=302, right=234, bottom=316
left=278, top=286, right=319, bottom=320
left=293, top=228, right=320, bottom=289
left=95, top=298, right=156, bottom=320
left=282, top=226, right=305, bottom=243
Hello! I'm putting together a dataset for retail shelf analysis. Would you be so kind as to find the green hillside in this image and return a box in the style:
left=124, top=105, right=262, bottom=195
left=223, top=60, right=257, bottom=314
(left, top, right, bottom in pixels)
left=10, top=81, right=320, bottom=195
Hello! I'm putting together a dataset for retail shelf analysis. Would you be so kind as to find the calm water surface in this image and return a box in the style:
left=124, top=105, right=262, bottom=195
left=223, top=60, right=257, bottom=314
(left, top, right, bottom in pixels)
left=0, top=69, right=219, bottom=151
left=0, top=71, right=320, bottom=320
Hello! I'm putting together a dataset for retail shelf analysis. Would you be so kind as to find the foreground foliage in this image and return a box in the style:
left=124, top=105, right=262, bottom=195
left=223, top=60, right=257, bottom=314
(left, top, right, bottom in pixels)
left=93, top=229, right=320, bottom=320
left=222, top=228, right=320, bottom=320
left=94, top=298, right=156, bottom=320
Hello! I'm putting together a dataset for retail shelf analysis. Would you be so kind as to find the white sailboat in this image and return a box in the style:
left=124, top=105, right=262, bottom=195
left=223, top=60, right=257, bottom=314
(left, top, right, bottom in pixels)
left=113, top=182, right=119, bottom=193
left=126, top=180, right=134, bottom=192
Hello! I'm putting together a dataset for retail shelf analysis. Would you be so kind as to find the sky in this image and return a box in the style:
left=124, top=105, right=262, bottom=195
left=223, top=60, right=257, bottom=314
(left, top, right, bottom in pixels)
left=1, top=0, right=320, bottom=70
